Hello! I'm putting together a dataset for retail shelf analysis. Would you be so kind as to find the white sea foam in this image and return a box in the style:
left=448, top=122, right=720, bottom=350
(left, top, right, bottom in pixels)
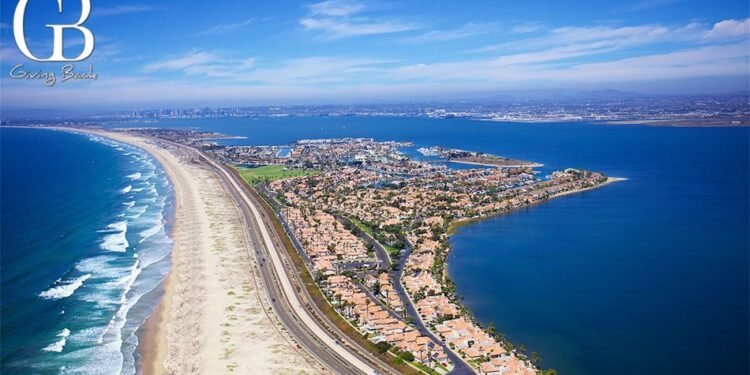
left=99, top=261, right=143, bottom=345
left=42, top=328, right=71, bottom=352
left=75, top=255, right=116, bottom=274
left=101, top=234, right=128, bottom=252
left=39, top=275, right=92, bottom=300
left=101, top=220, right=127, bottom=233
left=139, top=221, right=163, bottom=242
left=100, top=221, right=129, bottom=252
left=43, top=134, right=174, bottom=374
left=126, top=205, right=148, bottom=220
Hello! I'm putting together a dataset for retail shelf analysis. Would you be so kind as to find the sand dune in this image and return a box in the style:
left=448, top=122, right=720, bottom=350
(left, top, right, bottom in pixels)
left=97, top=131, right=324, bottom=375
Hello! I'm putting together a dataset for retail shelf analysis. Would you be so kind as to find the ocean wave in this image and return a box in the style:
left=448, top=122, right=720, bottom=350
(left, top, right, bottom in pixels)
left=140, top=171, right=156, bottom=181
left=75, top=255, right=116, bottom=274
left=41, top=328, right=71, bottom=353
left=100, top=221, right=129, bottom=252
left=44, top=133, right=174, bottom=374
left=39, top=275, right=92, bottom=300
left=99, top=261, right=142, bottom=345
left=100, top=220, right=127, bottom=233
left=139, top=221, right=163, bottom=242
left=126, top=205, right=148, bottom=220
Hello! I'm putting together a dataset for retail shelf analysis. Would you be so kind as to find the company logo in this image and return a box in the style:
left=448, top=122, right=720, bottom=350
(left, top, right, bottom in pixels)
left=13, top=0, right=95, bottom=62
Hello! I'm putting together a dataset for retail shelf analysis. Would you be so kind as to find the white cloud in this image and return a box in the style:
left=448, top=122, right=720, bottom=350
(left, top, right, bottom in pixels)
left=4, top=16, right=749, bottom=108
left=143, top=50, right=388, bottom=84
left=704, top=18, right=750, bottom=39
left=0, top=47, right=25, bottom=65
left=240, top=56, right=388, bottom=84
left=473, top=18, right=748, bottom=55
left=300, top=0, right=418, bottom=39
left=510, top=22, right=543, bottom=34
left=545, top=43, right=749, bottom=81
left=300, top=17, right=417, bottom=38
left=144, top=51, right=222, bottom=73
left=96, top=5, right=153, bottom=17
left=618, top=0, right=681, bottom=13
left=195, top=18, right=256, bottom=36
left=402, top=22, right=499, bottom=43
left=308, top=0, right=365, bottom=17
left=387, top=42, right=749, bottom=84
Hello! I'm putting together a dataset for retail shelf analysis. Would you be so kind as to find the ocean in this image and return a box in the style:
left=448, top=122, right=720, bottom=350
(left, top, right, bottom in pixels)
left=2, top=118, right=748, bottom=375
left=1, top=128, right=173, bottom=375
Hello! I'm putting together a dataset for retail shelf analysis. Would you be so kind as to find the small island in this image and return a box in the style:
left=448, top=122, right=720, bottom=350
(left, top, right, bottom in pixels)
left=419, top=146, right=541, bottom=168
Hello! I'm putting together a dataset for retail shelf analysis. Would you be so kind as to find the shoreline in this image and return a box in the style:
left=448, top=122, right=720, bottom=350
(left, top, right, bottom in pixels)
left=137, top=271, right=170, bottom=375
left=68, top=128, right=176, bottom=375
left=45, top=127, right=320, bottom=374
left=37, top=126, right=174, bottom=374
left=438, top=176, right=626, bottom=366
left=447, top=177, right=626, bottom=234
left=447, top=159, right=544, bottom=168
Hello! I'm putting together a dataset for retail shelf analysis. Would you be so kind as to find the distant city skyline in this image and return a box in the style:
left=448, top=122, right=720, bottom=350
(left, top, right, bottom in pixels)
left=0, top=0, right=748, bottom=109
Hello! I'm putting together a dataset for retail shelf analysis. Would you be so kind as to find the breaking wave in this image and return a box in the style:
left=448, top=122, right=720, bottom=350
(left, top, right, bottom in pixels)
left=39, top=275, right=92, bottom=300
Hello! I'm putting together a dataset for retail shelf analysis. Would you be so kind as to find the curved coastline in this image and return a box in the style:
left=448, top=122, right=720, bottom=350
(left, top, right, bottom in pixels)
left=53, top=127, right=176, bottom=375
left=431, top=176, right=626, bottom=371
left=447, top=177, right=626, bottom=235
left=8, top=126, right=176, bottom=374
left=59, top=127, right=321, bottom=375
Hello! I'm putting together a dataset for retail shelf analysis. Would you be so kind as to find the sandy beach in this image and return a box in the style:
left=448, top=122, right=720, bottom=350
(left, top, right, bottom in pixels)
left=87, top=130, right=325, bottom=375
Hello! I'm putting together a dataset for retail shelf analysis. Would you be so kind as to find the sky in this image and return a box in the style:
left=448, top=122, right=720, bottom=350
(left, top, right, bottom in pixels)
left=0, top=0, right=748, bottom=110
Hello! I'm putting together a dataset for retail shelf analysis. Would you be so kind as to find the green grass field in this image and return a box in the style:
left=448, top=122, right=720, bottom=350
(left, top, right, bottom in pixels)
left=236, top=165, right=314, bottom=184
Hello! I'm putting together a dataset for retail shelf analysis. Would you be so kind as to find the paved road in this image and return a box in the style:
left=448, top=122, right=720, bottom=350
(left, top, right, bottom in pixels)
left=386, top=242, right=476, bottom=374
left=165, top=141, right=398, bottom=375
left=335, top=214, right=392, bottom=271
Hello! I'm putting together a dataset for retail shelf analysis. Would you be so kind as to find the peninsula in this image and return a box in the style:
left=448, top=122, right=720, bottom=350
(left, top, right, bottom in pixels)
left=138, top=131, right=617, bottom=375
left=41, top=127, right=618, bottom=375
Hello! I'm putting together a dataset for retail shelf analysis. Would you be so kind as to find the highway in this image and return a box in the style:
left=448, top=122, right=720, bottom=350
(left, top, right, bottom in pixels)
left=165, top=141, right=399, bottom=375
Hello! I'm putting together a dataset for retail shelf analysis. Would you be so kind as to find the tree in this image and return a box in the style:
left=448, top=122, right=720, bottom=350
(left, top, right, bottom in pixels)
left=531, top=352, right=541, bottom=365
left=487, top=322, right=497, bottom=337
left=375, top=341, right=390, bottom=354
left=399, top=351, right=415, bottom=362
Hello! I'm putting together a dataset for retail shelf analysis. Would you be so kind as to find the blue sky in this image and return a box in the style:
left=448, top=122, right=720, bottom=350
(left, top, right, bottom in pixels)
left=1, top=0, right=748, bottom=109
